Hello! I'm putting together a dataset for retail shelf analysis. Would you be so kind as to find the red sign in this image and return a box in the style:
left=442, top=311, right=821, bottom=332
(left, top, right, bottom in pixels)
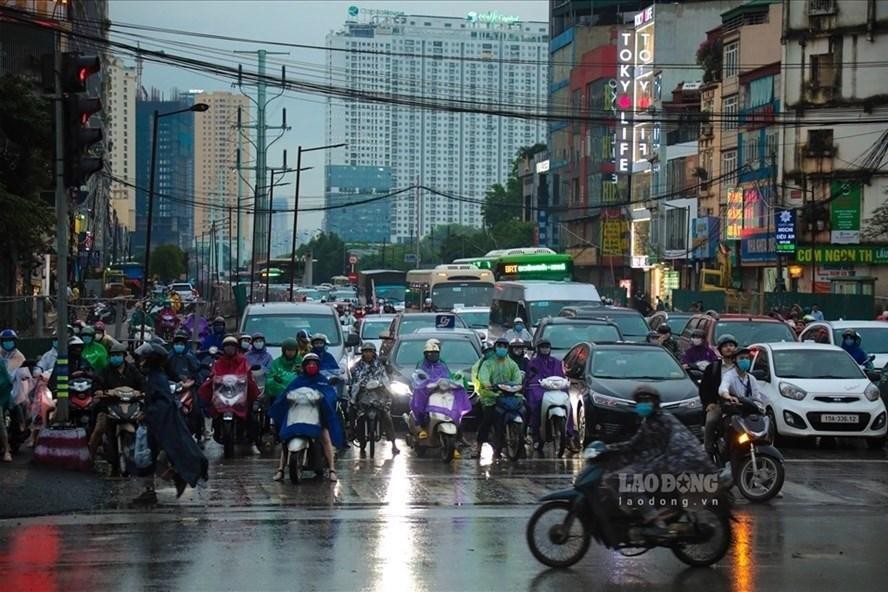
left=348, top=272, right=358, bottom=284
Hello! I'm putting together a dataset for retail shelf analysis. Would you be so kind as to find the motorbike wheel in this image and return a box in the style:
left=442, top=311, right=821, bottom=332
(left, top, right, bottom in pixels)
left=736, top=453, right=784, bottom=502
left=288, top=450, right=302, bottom=485
left=221, top=421, right=235, bottom=459
left=505, top=422, right=523, bottom=462
left=525, top=501, right=590, bottom=568
left=258, top=432, right=277, bottom=456
left=440, top=433, right=456, bottom=463
left=118, top=431, right=134, bottom=477
left=367, top=416, right=377, bottom=460
left=550, top=416, right=566, bottom=458
left=671, top=508, right=733, bottom=567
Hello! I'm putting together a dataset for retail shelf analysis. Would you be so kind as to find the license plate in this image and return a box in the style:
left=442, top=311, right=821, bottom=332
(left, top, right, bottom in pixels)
left=820, top=414, right=859, bottom=424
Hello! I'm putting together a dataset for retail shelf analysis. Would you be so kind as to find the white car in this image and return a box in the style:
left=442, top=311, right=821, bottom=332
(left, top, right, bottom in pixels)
left=750, top=342, right=887, bottom=448
left=799, top=320, right=888, bottom=369
left=454, top=307, right=490, bottom=342
left=169, top=282, right=197, bottom=303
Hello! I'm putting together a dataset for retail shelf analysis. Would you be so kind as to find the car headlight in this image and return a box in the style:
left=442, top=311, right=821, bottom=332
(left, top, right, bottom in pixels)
left=864, top=382, right=881, bottom=402
left=390, top=381, right=412, bottom=397
left=591, top=392, right=630, bottom=407
left=677, top=397, right=702, bottom=410
left=779, top=381, right=807, bottom=401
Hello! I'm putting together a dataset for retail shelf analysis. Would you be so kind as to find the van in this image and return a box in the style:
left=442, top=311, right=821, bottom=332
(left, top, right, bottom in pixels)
left=488, top=281, right=602, bottom=339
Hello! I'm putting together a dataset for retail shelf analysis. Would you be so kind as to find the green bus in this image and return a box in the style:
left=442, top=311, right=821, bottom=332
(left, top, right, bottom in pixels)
left=453, top=248, right=573, bottom=282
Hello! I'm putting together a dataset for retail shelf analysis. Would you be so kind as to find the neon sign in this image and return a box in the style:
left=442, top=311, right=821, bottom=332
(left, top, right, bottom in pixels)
left=467, top=11, right=522, bottom=25
left=616, top=7, right=656, bottom=173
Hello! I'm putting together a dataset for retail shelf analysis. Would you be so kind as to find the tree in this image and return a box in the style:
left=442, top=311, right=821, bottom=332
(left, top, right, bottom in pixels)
left=297, top=231, right=346, bottom=283
left=150, top=244, right=186, bottom=283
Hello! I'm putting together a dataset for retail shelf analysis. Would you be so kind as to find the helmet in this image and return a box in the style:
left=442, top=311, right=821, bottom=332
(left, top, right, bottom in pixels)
left=296, top=330, right=309, bottom=341
left=81, top=326, right=96, bottom=337
left=513, top=317, right=525, bottom=324
left=0, top=329, right=18, bottom=340
left=691, top=329, right=706, bottom=339
left=509, top=338, right=526, bottom=349
left=704, top=309, right=720, bottom=319
left=717, top=334, right=738, bottom=349
left=536, top=338, right=552, bottom=349
left=632, top=385, right=661, bottom=404
left=222, top=335, right=239, bottom=347
left=301, top=352, right=320, bottom=368
left=494, top=336, right=509, bottom=347
left=251, top=332, right=265, bottom=341
left=281, top=337, right=299, bottom=351
left=240, top=334, right=252, bottom=342
left=311, top=333, right=328, bottom=345
left=109, top=342, right=128, bottom=355
left=657, top=324, right=672, bottom=335
left=802, top=314, right=815, bottom=322
left=94, top=321, right=106, bottom=331
left=646, top=330, right=659, bottom=342
left=68, top=336, right=84, bottom=346
left=423, top=339, right=440, bottom=353
left=173, top=330, right=190, bottom=342
left=135, top=341, right=167, bottom=360
left=481, top=339, right=495, bottom=352
left=213, top=316, right=225, bottom=325
left=361, top=342, right=377, bottom=352
left=842, top=329, right=860, bottom=342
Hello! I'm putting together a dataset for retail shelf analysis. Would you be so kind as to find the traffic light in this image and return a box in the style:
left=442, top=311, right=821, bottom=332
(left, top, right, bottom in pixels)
left=61, top=52, right=103, bottom=187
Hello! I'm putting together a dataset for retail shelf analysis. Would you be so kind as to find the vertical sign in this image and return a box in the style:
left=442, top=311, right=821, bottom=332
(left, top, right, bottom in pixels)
left=632, top=10, right=655, bottom=164
left=830, top=181, right=861, bottom=244
left=775, top=209, right=796, bottom=253
left=601, top=219, right=628, bottom=256
left=616, top=28, right=634, bottom=173
left=726, top=189, right=743, bottom=240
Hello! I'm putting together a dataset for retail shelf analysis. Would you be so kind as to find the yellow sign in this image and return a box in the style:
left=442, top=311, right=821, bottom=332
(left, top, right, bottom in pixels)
left=726, top=189, right=743, bottom=241
left=602, top=220, right=628, bottom=256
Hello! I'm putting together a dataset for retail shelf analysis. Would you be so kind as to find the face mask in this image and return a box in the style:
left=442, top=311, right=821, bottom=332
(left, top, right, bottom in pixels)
left=635, top=402, right=654, bottom=417
left=109, top=355, right=124, bottom=367
left=539, top=347, right=551, bottom=356
left=843, top=338, right=855, bottom=347
left=312, top=345, right=325, bottom=354
left=223, top=345, right=237, bottom=357
left=736, top=359, right=752, bottom=372
left=52, top=339, right=59, bottom=350
left=515, top=324, right=525, bottom=333
left=240, top=340, right=251, bottom=350
left=691, top=338, right=703, bottom=346
left=82, top=336, right=93, bottom=345
left=1, top=340, right=15, bottom=352
left=213, top=324, right=225, bottom=334
left=253, top=340, right=265, bottom=350
left=495, top=347, right=508, bottom=358
left=173, top=344, right=186, bottom=354
left=304, top=364, right=319, bottom=377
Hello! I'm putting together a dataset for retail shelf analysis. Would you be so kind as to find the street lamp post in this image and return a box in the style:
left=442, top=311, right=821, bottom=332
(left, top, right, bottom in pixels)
left=142, top=103, right=209, bottom=298
left=288, top=143, right=346, bottom=300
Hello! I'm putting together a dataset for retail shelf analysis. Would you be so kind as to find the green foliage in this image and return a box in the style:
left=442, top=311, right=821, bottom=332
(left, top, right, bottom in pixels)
left=150, top=244, right=186, bottom=282
left=297, top=231, right=346, bottom=283
left=696, top=38, right=722, bottom=84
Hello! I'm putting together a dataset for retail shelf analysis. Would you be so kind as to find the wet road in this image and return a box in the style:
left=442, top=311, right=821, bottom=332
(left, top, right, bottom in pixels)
left=1, top=441, right=887, bottom=591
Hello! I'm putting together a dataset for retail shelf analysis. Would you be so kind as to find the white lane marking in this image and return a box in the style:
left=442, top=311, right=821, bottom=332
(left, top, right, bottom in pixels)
left=783, top=459, right=888, bottom=463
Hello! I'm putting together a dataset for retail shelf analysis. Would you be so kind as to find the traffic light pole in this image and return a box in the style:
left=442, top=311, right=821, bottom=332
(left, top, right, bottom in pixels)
left=53, top=38, right=70, bottom=424
left=143, top=109, right=160, bottom=299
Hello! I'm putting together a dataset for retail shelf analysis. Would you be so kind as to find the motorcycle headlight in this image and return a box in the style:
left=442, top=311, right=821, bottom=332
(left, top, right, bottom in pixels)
left=390, top=381, right=411, bottom=397
left=779, top=381, right=807, bottom=401
left=864, top=382, right=881, bottom=402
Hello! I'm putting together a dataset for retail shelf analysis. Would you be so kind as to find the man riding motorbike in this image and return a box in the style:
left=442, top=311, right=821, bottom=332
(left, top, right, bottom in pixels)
left=80, top=326, right=109, bottom=373
left=266, top=337, right=302, bottom=402
left=503, top=317, right=533, bottom=343
left=655, top=324, right=680, bottom=358
left=0, top=329, right=25, bottom=374
left=524, top=339, right=567, bottom=453
left=94, top=321, right=113, bottom=352
left=269, top=353, right=344, bottom=482
left=508, top=338, right=529, bottom=373
left=310, top=333, right=340, bottom=373
left=718, top=347, right=765, bottom=406
left=841, top=329, right=870, bottom=366
left=128, top=302, right=154, bottom=336
left=156, top=299, right=177, bottom=324
left=698, top=334, right=738, bottom=454
left=166, top=330, right=202, bottom=383
left=89, top=342, right=145, bottom=465
left=0, top=361, right=15, bottom=462
left=48, top=336, right=93, bottom=394
left=350, top=342, right=399, bottom=457
left=246, top=332, right=273, bottom=372
left=474, top=337, right=523, bottom=458
left=200, top=316, right=227, bottom=351
left=681, top=329, right=719, bottom=368
left=340, top=306, right=357, bottom=329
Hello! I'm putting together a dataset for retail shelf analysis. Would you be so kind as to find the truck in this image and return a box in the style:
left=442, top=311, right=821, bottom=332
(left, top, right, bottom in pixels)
left=358, top=269, right=407, bottom=308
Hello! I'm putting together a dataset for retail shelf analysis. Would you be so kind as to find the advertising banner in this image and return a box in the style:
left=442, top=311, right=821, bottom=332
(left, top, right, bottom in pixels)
left=830, top=181, right=861, bottom=244
left=775, top=209, right=796, bottom=253
left=726, top=189, right=743, bottom=240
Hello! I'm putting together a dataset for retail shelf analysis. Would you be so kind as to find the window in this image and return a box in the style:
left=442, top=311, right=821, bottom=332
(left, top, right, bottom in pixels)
left=722, top=95, right=738, bottom=130
left=722, top=150, right=738, bottom=186
left=665, top=207, right=688, bottom=252
left=751, top=349, right=770, bottom=380
left=810, top=53, right=836, bottom=89
left=807, top=0, right=836, bottom=16
left=744, top=135, right=760, bottom=169
left=723, top=42, right=739, bottom=79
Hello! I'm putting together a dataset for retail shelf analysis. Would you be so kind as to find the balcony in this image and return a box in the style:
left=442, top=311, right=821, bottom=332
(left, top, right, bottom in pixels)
left=700, top=124, right=714, bottom=139
left=807, top=0, right=837, bottom=16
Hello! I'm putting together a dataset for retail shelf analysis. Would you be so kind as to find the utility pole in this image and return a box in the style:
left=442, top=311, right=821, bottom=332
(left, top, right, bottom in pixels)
left=414, top=179, right=421, bottom=268
left=52, top=38, right=69, bottom=423
left=771, top=152, right=785, bottom=292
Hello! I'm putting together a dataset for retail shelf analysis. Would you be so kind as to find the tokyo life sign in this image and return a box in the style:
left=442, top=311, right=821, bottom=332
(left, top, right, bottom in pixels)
left=726, top=189, right=743, bottom=241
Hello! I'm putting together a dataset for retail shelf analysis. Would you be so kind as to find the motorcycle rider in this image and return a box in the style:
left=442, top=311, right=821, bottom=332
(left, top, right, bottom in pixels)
left=350, top=342, right=399, bottom=457
left=80, top=326, right=109, bottom=373
left=0, top=329, right=25, bottom=374
left=246, top=332, right=273, bottom=371
left=503, top=317, right=533, bottom=343
left=296, top=330, right=312, bottom=357
left=89, top=342, right=145, bottom=465
left=698, top=334, right=738, bottom=454
left=718, top=346, right=765, bottom=406
left=474, top=337, right=523, bottom=458
left=239, top=333, right=252, bottom=353
left=128, top=302, right=153, bottom=336
left=200, top=316, right=227, bottom=351
left=36, top=329, right=63, bottom=377
left=310, top=333, right=340, bottom=373
left=524, top=339, right=566, bottom=453
left=156, top=299, right=177, bottom=324
left=266, top=337, right=302, bottom=402
left=132, top=341, right=209, bottom=505
left=470, top=340, right=496, bottom=395
left=841, top=329, right=870, bottom=365
left=655, top=324, right=680, bottom=358
left=340, top=306, right=357, bottom=329
left=411, top=340, right=453, bottom=441
left=0, top=361, right=14, bottom=461
left=166, top=330, right=202, bottom=383
left=48, top=336, right=93, bottom=394
left=94, top=321, right=113, bottom=352
left=269, top=353, right=344, bottom=482
left=681, top=329, right=719, bottom=367
left=507, top=338, right=529, bottom=373
left=197, top=334, right=261, bottom=412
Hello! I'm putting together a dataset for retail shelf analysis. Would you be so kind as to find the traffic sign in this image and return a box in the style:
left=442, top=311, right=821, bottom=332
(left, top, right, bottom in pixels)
left=348, top=272, right=358, bottom=283
left=349, top=255, right=358, bottom=265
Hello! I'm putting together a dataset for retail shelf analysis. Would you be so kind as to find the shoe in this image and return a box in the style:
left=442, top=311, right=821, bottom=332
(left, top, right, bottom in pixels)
left=391, top=444, right=400, bottom=455
left=174, top=475, right=187, bottom=498
left=418, top=430, right=428, bottom=440
left=2, top=451, right=12, bottom=463
left=273, top=469, right=284, bottom=482
left=452, top=449, right=462, bottom=460
left=359, top=448, right=367, bottom=459
left=132, top=489, right=158, bottom=505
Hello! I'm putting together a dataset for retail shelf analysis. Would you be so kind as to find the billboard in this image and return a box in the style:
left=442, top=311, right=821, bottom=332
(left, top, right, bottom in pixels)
left=726, top=189, right=743, bottom=241
left=830, top=181, right=861, bottom=244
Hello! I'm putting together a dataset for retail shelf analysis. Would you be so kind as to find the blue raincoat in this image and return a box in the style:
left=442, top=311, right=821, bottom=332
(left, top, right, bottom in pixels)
left=269, top=373, right=344, bottom=448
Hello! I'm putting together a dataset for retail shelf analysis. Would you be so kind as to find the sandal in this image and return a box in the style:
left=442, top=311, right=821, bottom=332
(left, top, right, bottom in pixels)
left=273, top=469, right=284, bottom=482
left=327, top=469, right=338, bottom=483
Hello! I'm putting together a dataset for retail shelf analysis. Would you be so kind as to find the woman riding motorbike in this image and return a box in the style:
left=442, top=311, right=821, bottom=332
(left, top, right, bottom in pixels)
left=524, top=339, right=567, bottom=453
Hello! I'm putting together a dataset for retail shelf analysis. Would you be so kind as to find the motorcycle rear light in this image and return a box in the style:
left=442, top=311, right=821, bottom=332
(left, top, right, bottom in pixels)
left=872, top=411, right=887, bottom=430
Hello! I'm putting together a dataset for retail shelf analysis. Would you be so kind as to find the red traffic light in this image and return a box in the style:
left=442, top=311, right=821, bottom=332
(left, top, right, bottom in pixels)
left=61, top=53, right=100, bottom=93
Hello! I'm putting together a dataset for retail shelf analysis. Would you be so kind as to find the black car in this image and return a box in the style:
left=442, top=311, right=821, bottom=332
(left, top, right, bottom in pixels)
left=559, top=306, right=651, bottom=342
left=385, top=331, right=482, bottom=420
left=532, top=317, right=624, bottom=359
left=562, top=341, right=704, bottom=444
left=379, top=312, right=468, bottom=359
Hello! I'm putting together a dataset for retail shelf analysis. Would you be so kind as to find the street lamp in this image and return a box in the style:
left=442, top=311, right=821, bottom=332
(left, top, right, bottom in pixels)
left=142, top=102, right=209, bottom=298
left=288, top=142, right=347, bottom=300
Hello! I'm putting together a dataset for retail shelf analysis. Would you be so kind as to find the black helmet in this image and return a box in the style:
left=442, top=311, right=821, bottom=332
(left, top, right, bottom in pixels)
left=536, top=338, right=552, bottom=349
left=656, top=324, right=672, bottom=335
left=842, top=329, right=860, bottom=341
left=632, top=385, right=661, bottom=404
left=173, top=330, right=190, bottom=342
left=109, top=342, right=128, bottom=355
left=494, top=336, right=509, bottom=347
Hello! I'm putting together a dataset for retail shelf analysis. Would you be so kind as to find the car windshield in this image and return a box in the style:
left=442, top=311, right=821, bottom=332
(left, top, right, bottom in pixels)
left=170, top=284, right=191, bottom=291
left=530, top=300, right=601, bottom=324
left=332, top=289, right=356, bottom=301
left=375, top=285, right=406, bottom=304
left=541, top=323, right=621, bottom=349
left=665, top=315, right=692, bottom=333
left=715, top=322, right=796, bottom=345
left=833, top=328, right=888, bottom=353
left=602, top=315, right=649, bottom=338
left=243, top=314, right=341, bottom=346
left=397, top=315, right=468, bottom=334
left=296, top=289, right=321, bottom=301
left=773, top=350, right=864, bottom=379
left=457, top=311, right=489, bottom=329
left=431, top=283, right=494, bottom=309
left=394, top=339, right=479, bottom=370
left=361, top=318, right=392, bottom=339
left=589, top=349, right=686, bottom=380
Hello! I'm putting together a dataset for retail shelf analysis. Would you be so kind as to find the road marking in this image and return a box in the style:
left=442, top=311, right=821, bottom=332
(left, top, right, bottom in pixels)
left=783, top=459, right=888, bottom=463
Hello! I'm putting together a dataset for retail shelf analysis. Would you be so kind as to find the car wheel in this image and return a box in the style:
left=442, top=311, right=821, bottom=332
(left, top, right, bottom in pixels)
left=576, top=402, right=588, bottom=448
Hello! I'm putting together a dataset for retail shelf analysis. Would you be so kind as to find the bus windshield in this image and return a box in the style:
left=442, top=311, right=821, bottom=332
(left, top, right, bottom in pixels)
left=431, top=283, right=494, bottom=310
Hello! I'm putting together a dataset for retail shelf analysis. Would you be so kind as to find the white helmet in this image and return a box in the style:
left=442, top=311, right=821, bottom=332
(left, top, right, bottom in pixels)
left=514, top=317, right=525, bottom=324
left=423, top=339, right=441, bottom=353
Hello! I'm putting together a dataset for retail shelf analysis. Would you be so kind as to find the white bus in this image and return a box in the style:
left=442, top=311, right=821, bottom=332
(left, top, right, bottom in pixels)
left=406, top=265, right=495, bottom=311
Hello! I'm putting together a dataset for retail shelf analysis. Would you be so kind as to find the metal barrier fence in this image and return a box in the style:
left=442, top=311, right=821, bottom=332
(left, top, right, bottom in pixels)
left=670, top=289, right=876, bottom=320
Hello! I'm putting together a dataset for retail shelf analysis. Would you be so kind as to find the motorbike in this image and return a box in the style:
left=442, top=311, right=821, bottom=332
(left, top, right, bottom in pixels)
left=353, top=378, right=389, bottom=459
left=68, top=373, right=96, bottom=432
left=685, top=360, right=710, bottom=386
left=102, top=386, right=145, bottom=476
left=211, top=373, right=250, bottom=458
left=251, top=365, right=276, bottom=456
left=322, top=368, right=350, bottom=445
left=495, top=383, right=527, bottom=461
left=526, top=441, right=734, bottom=568
left=404, top=374, right=472, bottom=462
left=158, top=312, right=179, bottom=342
left=170, top=378, right=203, bottom=444
left=539, top=376, right=571, bottom=458
left=87, top=301, right=116, bottom=325
left=714, top=395, right=785, bottom=502
left=282, top=386, right=327, bottom=484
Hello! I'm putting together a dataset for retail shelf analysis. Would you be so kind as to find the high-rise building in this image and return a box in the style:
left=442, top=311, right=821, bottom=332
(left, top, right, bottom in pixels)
left=325, top=8, right=548, bottom=244
left=193, top=91, right=251, bottom=264
left=105, top=56, right=138, bottom=231
left=326, top=165, right=393, bottom=243
left=134, top=94, right=196, bottom=254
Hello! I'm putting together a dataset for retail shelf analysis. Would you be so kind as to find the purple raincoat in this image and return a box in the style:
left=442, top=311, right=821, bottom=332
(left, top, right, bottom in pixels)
left=524, top=354, right=567, bottom=439
left=681, top=344, right=719, bottom=366
left=410, top=360, right=452, bottom=425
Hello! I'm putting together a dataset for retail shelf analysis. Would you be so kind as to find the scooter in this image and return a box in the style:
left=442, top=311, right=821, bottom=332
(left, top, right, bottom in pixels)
left=526, top=442, right=734, bottom=568
left=715, top=395, right=785, bottom=502
left=103, top=386, right=145, bottom=476
left=68, top=373, right=96, bottom=432
left=404, top=373, right=473, bottom=462
left=211, top=373, right=250, bottom=458
left=539, top=376, right=571, bottom=458
left=171, top=378, right=203, bottom=445
left=282, top=386, right=327, bottom=484
left=353, top=378, right=389, bottom=459
left=495, top=383, right=527, bottom=462
left=87, top=301, right=116, bottom=325
left=250, top=365, right=276, bottom=456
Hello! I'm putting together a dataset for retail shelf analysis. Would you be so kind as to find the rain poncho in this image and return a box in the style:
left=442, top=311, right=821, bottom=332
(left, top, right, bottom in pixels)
left=246, top=346, right=273, bottom=372
left=410, top=359, right=452, bottom=422
left=266, top=354, right=301, bottom=401
left=81, top=341, right=109, bottom=373
left=842, top=341, right=869, bottom=365
left=269, top=372, right=344, bottom=448
left=477, top=357, right=522, bottom=407
left=681, top=344, right=719, bottom=366
left=197, top=353, right=260, bottom=411
left=524, top=353, right=566, bottom=438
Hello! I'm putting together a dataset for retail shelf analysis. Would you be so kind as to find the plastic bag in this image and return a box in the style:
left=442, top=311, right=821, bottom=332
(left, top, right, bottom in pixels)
left=133, top=425, right=153, bottom=469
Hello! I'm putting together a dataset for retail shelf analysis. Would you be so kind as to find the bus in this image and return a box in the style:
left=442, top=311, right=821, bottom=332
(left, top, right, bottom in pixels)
left=406, top=265, right=495, bottom=311
left=358, top=269, right=407, bottom=307
left=454, top=247, right=573, bottom=282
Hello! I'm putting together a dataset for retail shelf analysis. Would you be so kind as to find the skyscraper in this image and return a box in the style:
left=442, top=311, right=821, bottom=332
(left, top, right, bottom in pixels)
left=325, top=8, right=548, bottom=244
left=105, top=56, right=138, bottom=231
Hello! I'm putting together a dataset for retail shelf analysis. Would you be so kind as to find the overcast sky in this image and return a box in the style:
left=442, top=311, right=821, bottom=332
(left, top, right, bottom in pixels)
left=110, top=0, right=548, bottom=234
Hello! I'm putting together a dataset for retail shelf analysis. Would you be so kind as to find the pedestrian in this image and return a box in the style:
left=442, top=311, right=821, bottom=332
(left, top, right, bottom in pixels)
left=811, top=304, right=824, bottom=321
left=655, top=296, right=665, bottom=312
